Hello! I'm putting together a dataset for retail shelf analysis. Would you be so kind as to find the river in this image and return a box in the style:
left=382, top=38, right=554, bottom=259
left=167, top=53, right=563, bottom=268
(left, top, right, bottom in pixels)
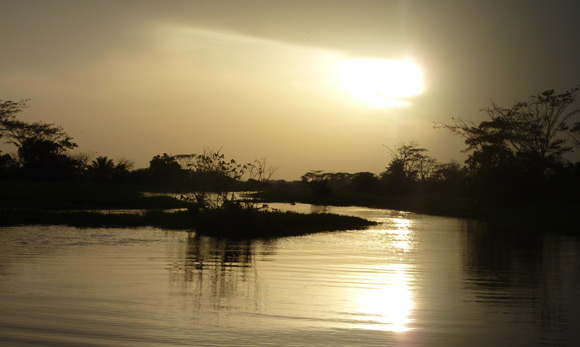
left=1, top=203, right=579, bottom=346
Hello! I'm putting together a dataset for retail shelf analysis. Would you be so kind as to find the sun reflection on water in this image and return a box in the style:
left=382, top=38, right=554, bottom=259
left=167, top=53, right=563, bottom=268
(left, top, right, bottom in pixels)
left=392, top=217, right=412, bottom=231
left=355, top=264, right=413, bottom=332
left=352, top=217, right=415, bottom=332
left=380, top=217, right=414, bottom=253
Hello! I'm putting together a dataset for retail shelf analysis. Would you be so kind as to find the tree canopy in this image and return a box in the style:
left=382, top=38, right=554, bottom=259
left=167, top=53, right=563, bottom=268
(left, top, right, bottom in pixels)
left=439, top=87, right=580, bottom=172
left=1, top=99, right=80, bottom=180
left=438, top=87, right=580, bottom=202
left=1, top=100, right=76, bottom=152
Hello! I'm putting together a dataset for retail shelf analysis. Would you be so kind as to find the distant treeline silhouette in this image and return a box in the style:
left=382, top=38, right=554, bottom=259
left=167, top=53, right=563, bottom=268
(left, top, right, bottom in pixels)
left=0, top=100, right=272, bottom=189
left=302, top=87, right=580, bottom=204
left=2, top=87, right=580, bottom=206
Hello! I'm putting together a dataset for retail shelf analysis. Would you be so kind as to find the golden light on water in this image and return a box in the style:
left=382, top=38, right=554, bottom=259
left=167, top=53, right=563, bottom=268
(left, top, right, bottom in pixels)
left=381, top=217, right=413, bottom=252
left=355, top=264, right=414, bottom=332
left=392, top=217, right=413, bottom=232
left=338, top=59, right=423, bottom=108
left=352, top=217, right=415, bottom=332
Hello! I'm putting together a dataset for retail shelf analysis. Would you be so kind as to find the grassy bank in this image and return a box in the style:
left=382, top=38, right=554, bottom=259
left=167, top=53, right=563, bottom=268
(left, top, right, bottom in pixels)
left=4, top=180, right=574, bottom=236
left=0, top=208, right=376, bottom=239
left=189, top=207, right=376, bottom=238
left=0, top=180, right=377, bottom=238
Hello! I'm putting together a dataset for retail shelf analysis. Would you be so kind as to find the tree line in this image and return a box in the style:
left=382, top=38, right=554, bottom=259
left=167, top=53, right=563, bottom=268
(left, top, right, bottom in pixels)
left=300, top=87, right=580, bottom=204
left=0, top=100, right=275, bottom=189
left=2, top=86, right=580, bottom=205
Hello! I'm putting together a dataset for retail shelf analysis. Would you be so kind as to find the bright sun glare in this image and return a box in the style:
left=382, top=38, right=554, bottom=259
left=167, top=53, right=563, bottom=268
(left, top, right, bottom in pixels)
left=338, top=59, right=423, bottom=108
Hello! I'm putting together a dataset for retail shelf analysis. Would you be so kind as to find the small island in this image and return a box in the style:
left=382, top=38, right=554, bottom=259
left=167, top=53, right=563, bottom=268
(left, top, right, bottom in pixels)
left=0, top=204, right=376, bottom=239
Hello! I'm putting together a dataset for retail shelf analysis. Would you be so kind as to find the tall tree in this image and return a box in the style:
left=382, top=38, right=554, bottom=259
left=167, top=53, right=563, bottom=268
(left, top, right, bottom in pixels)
left=381, top=141, right=437, bottom=195
left=1, top=99, right=79, bottom=180
left=148, top=153, right=184, bottom=185
left=438, top=87, right=580, bottom=202
left=383, top=141, right=436, bottom=182
left=87, top=156, right=116, bottom=181
left=1, top=100, right=76, bottom=152
left=439, top=87, right=580, bottom=172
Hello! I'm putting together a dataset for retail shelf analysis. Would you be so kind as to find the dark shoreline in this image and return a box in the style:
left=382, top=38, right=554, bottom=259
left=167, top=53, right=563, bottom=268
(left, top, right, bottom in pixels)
left=0, top=208, right=377, bottom=239
left=0, top=180, right=377, bottom=238
left=1, top=180, right=577, bottom=236
left=252, top=190, right=580, bottom=235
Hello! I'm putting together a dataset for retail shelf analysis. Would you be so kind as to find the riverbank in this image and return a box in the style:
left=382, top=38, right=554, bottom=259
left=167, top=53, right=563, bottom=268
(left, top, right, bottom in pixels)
left=0, top=180, right=376, bottom=238
left=0, top=208, right=376, bottom=239
left=2, top=180, right=576, bottom=236
left=252, top=190, right=580, bottom=234
left=252, top=190, right=478, bottom=217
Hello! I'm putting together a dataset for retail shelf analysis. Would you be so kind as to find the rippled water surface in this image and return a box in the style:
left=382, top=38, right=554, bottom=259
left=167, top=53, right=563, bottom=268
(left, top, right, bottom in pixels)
left=1, top=204, right=579, bottom=346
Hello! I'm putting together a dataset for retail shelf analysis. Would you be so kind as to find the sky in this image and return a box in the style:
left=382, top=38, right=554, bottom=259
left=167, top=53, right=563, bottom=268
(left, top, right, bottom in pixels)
left=1, top=0, right=579, bottom=180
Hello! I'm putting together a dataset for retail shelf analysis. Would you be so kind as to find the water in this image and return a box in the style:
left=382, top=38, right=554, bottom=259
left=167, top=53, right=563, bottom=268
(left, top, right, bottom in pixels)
left=1, top=204, right=579, bottom=346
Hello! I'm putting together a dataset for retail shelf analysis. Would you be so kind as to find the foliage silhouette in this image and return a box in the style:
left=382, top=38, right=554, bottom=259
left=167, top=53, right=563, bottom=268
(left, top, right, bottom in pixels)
left=0, top=100, right=76, bottom=151
left=148, top=153, right=184, bottom=185
left=438, top=87, right=580, bottom=203
left=301, top=170, right=335, bottom=197
left=351, top=172, right=380, bottom=193
left=381, top=141, right=438, bottom=194
left=2, top=89, right=580, bottom=234
left=86, top=156, right=133, bottom=182
left=1, top=99, right=79, bottom=180
left=17, top=138, right=82, bottom=180
left=182, top=148, right=250, bottom=211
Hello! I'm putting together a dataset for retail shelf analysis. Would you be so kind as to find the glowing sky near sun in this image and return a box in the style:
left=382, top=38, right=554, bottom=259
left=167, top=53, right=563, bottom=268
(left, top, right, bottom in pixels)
left=338, top=59, right=423, bottom=108
left=1, top=1, right=579, bottom=179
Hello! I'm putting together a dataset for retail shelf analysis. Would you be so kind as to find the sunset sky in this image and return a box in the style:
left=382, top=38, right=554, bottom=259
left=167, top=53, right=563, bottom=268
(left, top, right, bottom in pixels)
left=1, top=0, right=579, bottom=179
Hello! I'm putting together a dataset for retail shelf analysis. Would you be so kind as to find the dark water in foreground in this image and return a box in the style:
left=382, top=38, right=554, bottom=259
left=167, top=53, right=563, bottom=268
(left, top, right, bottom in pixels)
left=1, top=204, right=579, bottom=346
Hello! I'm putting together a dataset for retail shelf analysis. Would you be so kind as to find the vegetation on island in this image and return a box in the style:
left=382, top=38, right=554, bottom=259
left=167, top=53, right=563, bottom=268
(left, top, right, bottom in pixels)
left=2, top=86, right=580, bottom=235
left=0, top=104, right=375, bottom=237
left=0, top=208, right=375, bottom=239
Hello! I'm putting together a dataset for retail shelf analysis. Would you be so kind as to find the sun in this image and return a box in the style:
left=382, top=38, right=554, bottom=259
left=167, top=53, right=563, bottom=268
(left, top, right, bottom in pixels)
left=338, top=59, right=423, bottom=108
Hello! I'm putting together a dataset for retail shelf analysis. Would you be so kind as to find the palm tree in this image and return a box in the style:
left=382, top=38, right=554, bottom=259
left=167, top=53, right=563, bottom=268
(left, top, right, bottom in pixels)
left=88, top=156, right=116, bottom=181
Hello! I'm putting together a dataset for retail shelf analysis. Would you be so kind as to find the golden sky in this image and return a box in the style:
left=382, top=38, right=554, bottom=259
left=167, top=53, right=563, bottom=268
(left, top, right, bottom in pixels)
left=1, top=1, right=579, bottom=179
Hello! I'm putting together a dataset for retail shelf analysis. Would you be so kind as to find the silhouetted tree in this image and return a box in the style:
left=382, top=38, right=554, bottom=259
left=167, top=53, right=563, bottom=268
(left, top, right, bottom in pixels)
left=190, top=149, right=246, bottom=189
left=242, top=157, right=278, bottom=190
left=0, top=100, right=76, bottom=152
left=183, top=149, right=262, bottom=212
left=114, top=158, right=134, bottom=182
left=148, top=153, right=184, bottom=185
left=89, top=156, right=115, bottom=178
left=301, top=170, right=334, bottom=197
left=433, top=161, right=464, bottom=193
left=417, top=156, right=438, bottom=182
left=383, top=141, right=436, bottom=181
left=381, top=141, right=437, bottom=194
left=0, top=100, right=28, bottom=139
left=248, top=157, right=278, bottom=182
left=17, top=138, right=82, bottom=180
left=86, top=156, right=134, bottom=183
left=439, top=87, right=580, bottom=202
left=351, top=172, right=379, bottom=193
left=1, top=99, right=80, bottom=180
left=70, top=152, right=91, bottom=172
left=442, top=88, right=580, bottom=169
